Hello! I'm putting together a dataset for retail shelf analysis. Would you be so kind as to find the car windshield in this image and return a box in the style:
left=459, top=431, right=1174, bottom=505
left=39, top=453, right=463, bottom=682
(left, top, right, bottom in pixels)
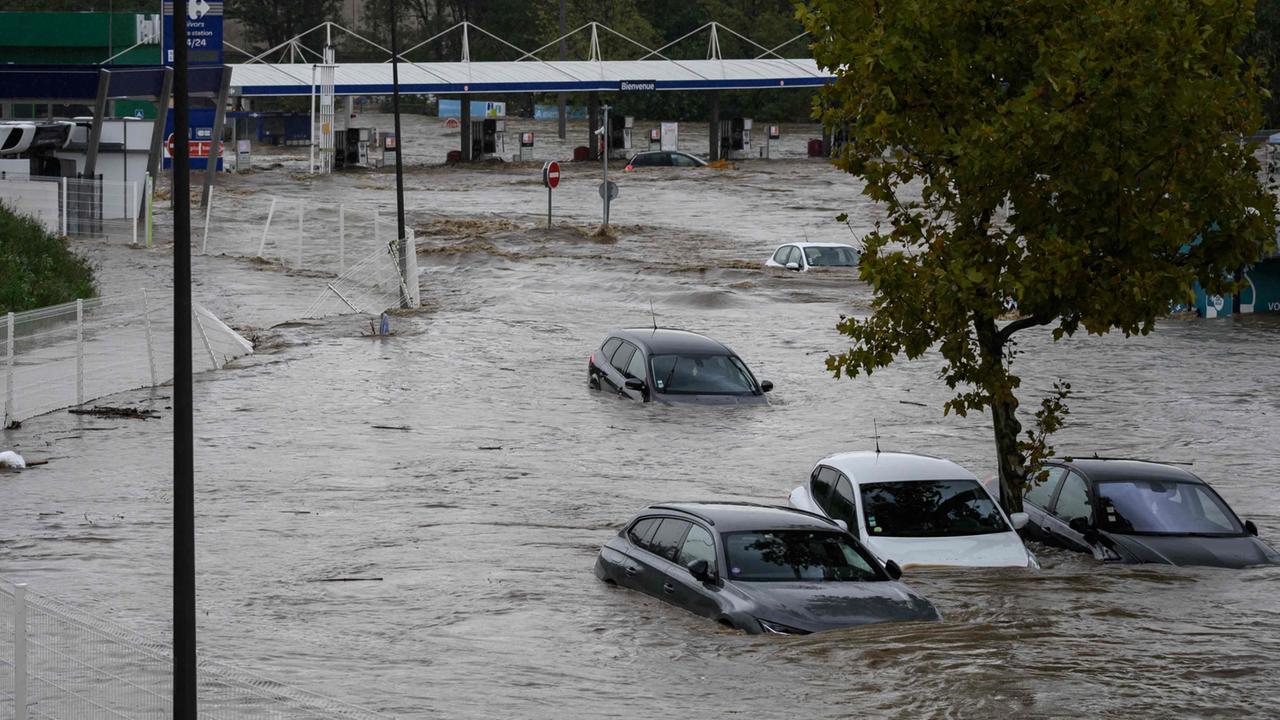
left=1095, top=479, right=1244, bottom=535
left=860, top=479, right=1009, bottom=537
left=650, top=354, right=757, bottom=395
left=803, top=246, right=859, bottom=267
left=724, top=530, right=884, bottom=582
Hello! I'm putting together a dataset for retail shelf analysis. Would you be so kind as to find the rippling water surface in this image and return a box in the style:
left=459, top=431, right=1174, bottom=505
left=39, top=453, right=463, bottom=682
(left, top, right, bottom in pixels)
left=3, top=118, right=1279, bottom=718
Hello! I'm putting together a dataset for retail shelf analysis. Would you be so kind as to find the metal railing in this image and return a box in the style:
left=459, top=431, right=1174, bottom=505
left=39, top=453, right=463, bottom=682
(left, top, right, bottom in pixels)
left=1, top=291, right=252, bottom=427
left=0, top=579, right=395, bottom=720
left=0, top=175, right=151, bottom=245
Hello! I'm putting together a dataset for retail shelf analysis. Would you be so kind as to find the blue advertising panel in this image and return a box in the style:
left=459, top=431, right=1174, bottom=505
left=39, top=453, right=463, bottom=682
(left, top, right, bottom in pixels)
left=163, top=0, right=224, bottom=66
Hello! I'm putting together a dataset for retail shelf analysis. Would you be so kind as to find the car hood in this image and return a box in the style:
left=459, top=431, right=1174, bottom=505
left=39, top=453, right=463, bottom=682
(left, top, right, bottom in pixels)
left=1102, top=533, right=1280, bottom=568
left=734, top=581, right=939, bottom=632
left=865, top=532, right=1032, bottom=568
left=652, top=393, right=767, bottom=406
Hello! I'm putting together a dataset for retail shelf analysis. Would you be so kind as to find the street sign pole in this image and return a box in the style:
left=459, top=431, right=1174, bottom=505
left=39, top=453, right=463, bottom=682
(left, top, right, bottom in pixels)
left=542, top=160, right=560, bottom=228
left=388, top=0, right=409, bottom=309
left=547, top=184, right=552, bottom=227
left=601, top=103, right=610, bottom=226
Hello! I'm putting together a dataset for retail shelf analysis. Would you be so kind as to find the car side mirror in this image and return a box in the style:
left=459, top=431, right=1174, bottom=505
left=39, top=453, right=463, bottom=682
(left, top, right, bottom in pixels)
left=784, top=261, right=800, bottom=271
left=687, top=559, right=712, bottom=583
left=1245, top=520, right=1258, bottom=536
left=624, top=378, right=645, bottom=391
left=1009, top=512, right=1029, bottom=531
left=760, top=380, right=773, bottom=393
left=883, top=559, right=903, bottom=581
left=1068, top=517, right=1091, bottom=535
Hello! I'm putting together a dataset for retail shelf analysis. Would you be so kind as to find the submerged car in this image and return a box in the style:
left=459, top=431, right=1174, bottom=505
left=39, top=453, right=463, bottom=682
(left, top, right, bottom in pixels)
left=1021, top=458, right=1280, bottom=568
left=789, top=451, right=1038, bottom=569
left=625, top=150, right=708, bottom=169
left=587, top=328, right=772, bottom=405
left=595, top=502, right=940, bottom=634
left=765, top=242, right=860, bottom=272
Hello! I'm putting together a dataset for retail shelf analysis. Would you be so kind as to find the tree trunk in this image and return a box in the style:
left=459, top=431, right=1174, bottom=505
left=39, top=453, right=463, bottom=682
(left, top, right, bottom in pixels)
left=975, top=313, right=1028, bottom=514
left=990, top=394, right=1027, bottom=514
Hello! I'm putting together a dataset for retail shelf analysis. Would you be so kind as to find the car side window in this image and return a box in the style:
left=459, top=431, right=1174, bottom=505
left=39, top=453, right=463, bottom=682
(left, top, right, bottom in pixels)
left=625, top=347, right=647, bottom=381
left=811, top=466, right=837, bottom=506
left=657, top=153, right=674, bottom=166
left=772, top=247, right=790, bottom=264
left=601, top=337, right=622, bottom=360
left=647, top=519, right=692, bottom=562
left=828, top=474, right=858, bottom=529
left=784, top=246, right=802, bottom=266
left=672, top=153, right=698, bottom=167
left=1053, top=472, right=1092, bottom=523
left=676, top=524, right=716, bottom=567
left=1024, top=466, right=1066, bottom=509
left=610, top=342, right=636, bottom=373
left=627, top=517, right=659, bottom=547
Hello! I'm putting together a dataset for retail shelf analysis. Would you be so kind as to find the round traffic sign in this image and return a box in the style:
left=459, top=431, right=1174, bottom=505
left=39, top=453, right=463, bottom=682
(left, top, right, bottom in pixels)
left=598, top=180, right=619, bottom=200
left=542, top=160, right=561, bottom=189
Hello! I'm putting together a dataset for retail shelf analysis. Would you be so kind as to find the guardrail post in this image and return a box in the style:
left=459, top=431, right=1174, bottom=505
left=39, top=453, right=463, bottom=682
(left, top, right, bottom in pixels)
left=297, top=201, right=305, bottom=269
left=258, top=197, right=277, bottom=257
left=338, top=204, right=346, bottom=273
left=14, top=583, right=27, bottom=720
left=129, top=180, right=138, bottom=245
left=60, top=177, right=68, bottom=236
left=4, top=312, right=13, bottom=427
left=142, top=289, right=157, bottom=388
left=75, top=299, right=84, bottom=406
left=202, top=185, right=214, bottom=255
left=145, top=173, right=154, bottom=248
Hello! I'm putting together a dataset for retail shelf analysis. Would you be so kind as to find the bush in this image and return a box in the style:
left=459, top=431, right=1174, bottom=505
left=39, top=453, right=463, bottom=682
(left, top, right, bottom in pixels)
left=0, top=203, right=96, bottom=314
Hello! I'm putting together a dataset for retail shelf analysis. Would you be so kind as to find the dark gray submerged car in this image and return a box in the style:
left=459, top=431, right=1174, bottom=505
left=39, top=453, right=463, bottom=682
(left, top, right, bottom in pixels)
left=1022, top=459, right=1280, bottom=568
left=595, top=502, right=941, bottom=634
left=587, top=328, right=772, bottom=405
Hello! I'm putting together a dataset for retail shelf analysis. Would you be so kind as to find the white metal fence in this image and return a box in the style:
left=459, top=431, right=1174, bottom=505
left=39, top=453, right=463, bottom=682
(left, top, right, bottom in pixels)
left=0, top=175, right=150, bottom=245
left=0, top=580, right=395, bottom=720
left=199, top=193, right=418, bottom=317
left=1, top=291, right=252, bottom=427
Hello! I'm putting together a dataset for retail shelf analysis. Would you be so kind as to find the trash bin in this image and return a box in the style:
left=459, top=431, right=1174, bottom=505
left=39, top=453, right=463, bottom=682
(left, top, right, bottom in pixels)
left=573, top=145, right=590, bottom=162
left=807, top=138, right=824, bottom=158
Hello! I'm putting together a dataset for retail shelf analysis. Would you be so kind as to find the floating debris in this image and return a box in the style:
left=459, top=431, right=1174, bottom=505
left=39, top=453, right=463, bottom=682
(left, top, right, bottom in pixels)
left=68, top=406, right=160, bottom=420
left=0, top=450, right=26, bottom=469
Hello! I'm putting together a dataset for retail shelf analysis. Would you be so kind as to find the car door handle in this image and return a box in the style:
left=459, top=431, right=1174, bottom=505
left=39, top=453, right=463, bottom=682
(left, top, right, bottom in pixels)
left=624, top=565, right=639, bottom=576
left=663, top=582, right=676, bottom=594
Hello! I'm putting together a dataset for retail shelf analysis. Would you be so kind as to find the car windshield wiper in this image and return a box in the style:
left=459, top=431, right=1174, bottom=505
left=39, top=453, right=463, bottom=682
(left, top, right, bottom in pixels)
left=662, top=358, right=680, bottom=391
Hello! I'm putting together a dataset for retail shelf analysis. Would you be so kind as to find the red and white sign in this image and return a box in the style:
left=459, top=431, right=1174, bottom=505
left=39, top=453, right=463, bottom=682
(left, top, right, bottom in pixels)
left=164, top=134, right=221, bottom=159
left=542, top=160, right=561, bottom=189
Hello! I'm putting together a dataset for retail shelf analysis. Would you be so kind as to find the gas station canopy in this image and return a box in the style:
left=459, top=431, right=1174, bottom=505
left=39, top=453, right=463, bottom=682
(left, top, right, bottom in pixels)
left=229, top=58, right=832, bottom=97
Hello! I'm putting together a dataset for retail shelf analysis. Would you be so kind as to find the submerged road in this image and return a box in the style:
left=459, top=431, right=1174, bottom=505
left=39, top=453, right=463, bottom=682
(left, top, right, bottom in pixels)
left=2, top=118, right=1279, bottom=718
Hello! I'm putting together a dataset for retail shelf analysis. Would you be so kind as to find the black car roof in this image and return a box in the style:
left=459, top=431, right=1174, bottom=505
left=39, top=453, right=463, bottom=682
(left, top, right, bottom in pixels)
left=611, top=328, right=733, bottom=356
left=1052, top=458, right=1204, bottom=484
left=642, top=502, right=841, bottom=533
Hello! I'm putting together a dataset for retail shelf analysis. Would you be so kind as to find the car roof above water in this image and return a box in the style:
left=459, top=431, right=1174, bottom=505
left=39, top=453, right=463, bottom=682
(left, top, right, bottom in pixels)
left=611, top=328, right=732, bottom=356
left=642, top=501, right=840, bottom=533
left=816, top=451, right=980, bottom=485
left=1052, top=458, right=1205, bottom=484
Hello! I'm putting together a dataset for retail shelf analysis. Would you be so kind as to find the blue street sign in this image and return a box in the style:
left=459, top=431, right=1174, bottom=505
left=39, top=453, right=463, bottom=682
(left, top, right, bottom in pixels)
left=163, top=0, right=224, bottom=66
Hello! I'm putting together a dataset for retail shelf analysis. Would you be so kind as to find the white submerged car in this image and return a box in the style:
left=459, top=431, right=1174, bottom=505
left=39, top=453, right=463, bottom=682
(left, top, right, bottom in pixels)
left=789, top=451, right=1038, bottom=569
left=765, top=242, right=859, bottom=272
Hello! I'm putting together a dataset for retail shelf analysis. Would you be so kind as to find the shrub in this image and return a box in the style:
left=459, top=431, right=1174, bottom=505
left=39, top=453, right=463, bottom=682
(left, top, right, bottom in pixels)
left=0, top=202, right=97, bottom=314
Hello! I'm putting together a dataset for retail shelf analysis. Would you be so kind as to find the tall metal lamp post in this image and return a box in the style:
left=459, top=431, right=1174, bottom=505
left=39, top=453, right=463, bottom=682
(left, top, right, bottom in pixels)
left=388, top=0, right=409, bottom=307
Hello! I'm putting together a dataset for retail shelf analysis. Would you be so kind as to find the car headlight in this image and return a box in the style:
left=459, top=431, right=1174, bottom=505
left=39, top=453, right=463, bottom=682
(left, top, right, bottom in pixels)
left=756, top=618, right=810, bottom=635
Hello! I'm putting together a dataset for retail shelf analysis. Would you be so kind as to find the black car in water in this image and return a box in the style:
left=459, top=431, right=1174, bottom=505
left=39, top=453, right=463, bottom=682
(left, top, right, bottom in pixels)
left=1021, top=458, right=1280, bottom=568
left=594, top=502, right=941, bottom=635
left=587, top=328, right=772, bottom=405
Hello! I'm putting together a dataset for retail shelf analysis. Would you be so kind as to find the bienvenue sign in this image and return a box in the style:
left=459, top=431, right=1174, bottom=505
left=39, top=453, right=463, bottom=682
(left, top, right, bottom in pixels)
left=620, top=80, right=657, bottom=92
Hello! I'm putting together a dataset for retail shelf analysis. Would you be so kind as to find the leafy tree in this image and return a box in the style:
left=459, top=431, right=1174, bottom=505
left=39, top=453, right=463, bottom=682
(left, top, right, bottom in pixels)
left=225, top=0, right=341, bottom=51
left=0, top=203, right=96, bottom=314
left=803, top=0, right=1278, bottom=510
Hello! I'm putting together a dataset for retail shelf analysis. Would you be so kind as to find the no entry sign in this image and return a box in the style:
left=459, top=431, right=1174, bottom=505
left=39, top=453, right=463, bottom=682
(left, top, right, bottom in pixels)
left=542, top=161, right=561, bottom=227
left=542, top=160, right=561, bottom=189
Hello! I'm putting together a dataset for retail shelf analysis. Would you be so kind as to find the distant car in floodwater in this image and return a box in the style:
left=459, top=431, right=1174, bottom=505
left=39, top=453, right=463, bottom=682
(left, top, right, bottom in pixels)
left=587, top=328, right=772, bottom=405
left=789, top=451, right=1039, bottom=569
left=624, top=150, right=708, bottom=170
left=595, top=502, right=941, bottom=634
left=765, top=242, right=860, bottom=272
left=1021, top=458, right=1280, bottom=568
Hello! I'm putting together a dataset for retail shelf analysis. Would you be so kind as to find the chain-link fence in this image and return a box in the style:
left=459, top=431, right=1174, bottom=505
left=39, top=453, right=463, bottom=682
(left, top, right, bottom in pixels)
left=0, top=579, right=396, bottom=720
left=303, top=218, right=418, bottom=318
left=1, top=291, right=252, bottom=427
left=0, top=175, right=150, bottom=245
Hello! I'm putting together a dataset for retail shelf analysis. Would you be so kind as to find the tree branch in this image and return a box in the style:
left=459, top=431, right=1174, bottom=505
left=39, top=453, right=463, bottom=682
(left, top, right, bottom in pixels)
left=997, top=312, right=1052, bottom=342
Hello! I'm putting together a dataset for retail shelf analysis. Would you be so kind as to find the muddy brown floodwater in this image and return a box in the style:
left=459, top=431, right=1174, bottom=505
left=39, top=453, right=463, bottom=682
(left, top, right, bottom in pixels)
left=3, top=117, right=1280, bottom=719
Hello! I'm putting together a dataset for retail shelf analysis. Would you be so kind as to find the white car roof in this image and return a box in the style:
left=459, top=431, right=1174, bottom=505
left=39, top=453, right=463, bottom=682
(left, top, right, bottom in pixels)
left=775, top=242, right=856, bottom=249
left=813, top=451, right=979, bottom=485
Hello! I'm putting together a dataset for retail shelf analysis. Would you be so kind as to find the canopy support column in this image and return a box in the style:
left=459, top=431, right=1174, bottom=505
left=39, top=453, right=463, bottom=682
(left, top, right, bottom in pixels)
left=460, top=96, right=472, bottom=161
left=708, top=91, right=721, bottom=162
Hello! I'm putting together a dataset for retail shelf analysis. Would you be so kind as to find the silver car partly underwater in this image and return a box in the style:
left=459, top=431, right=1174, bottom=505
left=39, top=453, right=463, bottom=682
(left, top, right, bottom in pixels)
left=595, top=502, right=941, bottom=634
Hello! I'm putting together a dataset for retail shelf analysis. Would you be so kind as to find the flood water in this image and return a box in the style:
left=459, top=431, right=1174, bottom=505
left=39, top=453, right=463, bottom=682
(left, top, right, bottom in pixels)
left=3, top=117, right=1280, bottom=718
